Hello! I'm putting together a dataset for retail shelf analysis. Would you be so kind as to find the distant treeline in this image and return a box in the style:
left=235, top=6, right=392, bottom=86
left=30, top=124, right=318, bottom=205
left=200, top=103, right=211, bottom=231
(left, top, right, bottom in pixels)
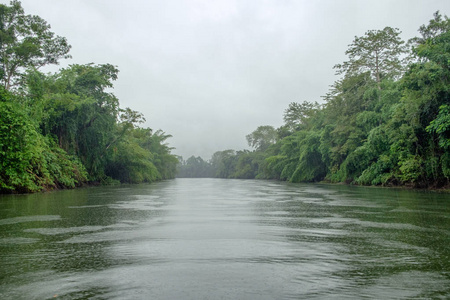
left=178, top=12, right=450, bottom=188
left=0, top=1, right=178, bottom=193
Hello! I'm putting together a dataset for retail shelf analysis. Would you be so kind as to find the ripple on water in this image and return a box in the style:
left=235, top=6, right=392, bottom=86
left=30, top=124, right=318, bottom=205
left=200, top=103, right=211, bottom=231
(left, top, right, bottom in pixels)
left=67, top=205, right=106, bottom=209
left=348, top=271, right=450, bottom=299
left=0, top=215, right=61, bottom=226
left=0, top=237, right=40, bottom=244
left=1, top=179, right=449, bottom=299
left=24, top=226, right=104, bottom=235
left=109, top=200, right=166, bottom=211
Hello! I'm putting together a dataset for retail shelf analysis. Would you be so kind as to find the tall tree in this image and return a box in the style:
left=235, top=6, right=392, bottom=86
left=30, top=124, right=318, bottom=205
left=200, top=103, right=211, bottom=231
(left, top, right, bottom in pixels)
left=0, top=0, right=71, bottom=90
left=39, top=64, right=120, bottom=179
left=210, top=150, right=238, bottom=178
left=334, top=27, right=407, bottom=90
left=246, top=125, right=277, bottom=152
left=283, top=101, right=320, bottom=131
left=412, top=11, right=450, bottom=44
left=177, top=156, right=213, bottom=178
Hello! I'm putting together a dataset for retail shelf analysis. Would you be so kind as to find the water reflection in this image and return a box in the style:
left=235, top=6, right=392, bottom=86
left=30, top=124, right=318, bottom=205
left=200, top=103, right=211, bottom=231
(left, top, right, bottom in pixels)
left=0, top=179, right=449, bottom=299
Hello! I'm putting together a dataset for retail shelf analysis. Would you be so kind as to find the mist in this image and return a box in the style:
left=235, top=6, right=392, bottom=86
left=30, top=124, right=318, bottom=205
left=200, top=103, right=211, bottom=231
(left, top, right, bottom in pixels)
left=14, top=0, right=450, bottom=159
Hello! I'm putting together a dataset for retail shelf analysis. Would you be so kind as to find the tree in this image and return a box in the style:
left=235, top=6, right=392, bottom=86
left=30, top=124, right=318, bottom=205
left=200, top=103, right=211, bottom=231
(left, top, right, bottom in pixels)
left=39, top=64, right=120, bottom=179
left=246, top=125, right=277, bottom=152
left=104, top=107, right=145, bottom=153
left=0, top=89, right=87, bottom=192
left=210, top=150, right=237, bottom=178
left=104, top=128, right=160, bottom=184
left=0, top=2, right=179, bottom=192
left=334, top=27, right=407, bottom=90
left=177, top=156, right=213, bottom=178
left=0, top=0, right=71, bottom=90
left=283, top=101, right=320, bottom=131
left=411, top=11, right=450, bottom=45
left=143, top=129, right=178, bottom=179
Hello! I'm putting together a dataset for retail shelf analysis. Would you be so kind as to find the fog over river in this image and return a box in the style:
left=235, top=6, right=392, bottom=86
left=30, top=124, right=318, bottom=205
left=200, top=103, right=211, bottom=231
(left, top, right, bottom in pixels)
left=1, top=179, right=449, bottom=299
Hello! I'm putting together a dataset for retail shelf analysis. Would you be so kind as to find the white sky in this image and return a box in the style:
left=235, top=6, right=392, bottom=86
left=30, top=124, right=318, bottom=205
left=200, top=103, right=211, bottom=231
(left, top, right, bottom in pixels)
left=8, top=0, right=450, bottom=159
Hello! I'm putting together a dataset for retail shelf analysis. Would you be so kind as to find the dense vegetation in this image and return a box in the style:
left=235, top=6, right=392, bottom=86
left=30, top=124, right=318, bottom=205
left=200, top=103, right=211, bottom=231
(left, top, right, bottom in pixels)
left=178, top=12, right=450, bottom=189
left=0, top=1, right=178, bottom=193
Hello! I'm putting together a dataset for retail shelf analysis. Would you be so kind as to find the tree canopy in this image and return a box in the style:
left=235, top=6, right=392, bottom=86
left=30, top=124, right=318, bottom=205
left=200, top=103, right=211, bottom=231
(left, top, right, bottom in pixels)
left=177, top=12, right=450, bottom=189
left=0, top=0, right=71, bottom=90
left=246, top=125, right=277, bottom=152
left=334, top=26, right=408, bottom=89
left=0, top=1, right=177, bottom=193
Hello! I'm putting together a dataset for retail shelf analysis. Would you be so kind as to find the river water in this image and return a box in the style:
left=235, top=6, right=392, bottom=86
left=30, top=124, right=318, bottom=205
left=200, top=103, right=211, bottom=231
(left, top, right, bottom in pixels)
left=0, top=178, right=449, bottom=299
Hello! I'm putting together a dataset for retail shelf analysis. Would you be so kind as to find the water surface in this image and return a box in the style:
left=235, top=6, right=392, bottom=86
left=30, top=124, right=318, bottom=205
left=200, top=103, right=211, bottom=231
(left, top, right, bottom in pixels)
left=1, top=179, right=449, bottom=299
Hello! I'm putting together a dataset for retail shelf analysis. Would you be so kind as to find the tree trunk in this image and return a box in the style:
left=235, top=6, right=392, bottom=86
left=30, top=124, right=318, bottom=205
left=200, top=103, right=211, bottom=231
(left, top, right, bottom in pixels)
left=375, top=50, right=381, bottom=90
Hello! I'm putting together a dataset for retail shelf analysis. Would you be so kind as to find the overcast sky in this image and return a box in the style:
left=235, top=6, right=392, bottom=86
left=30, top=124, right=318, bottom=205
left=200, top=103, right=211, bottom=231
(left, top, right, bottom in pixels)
left=8, top=0, right=450, bottom=159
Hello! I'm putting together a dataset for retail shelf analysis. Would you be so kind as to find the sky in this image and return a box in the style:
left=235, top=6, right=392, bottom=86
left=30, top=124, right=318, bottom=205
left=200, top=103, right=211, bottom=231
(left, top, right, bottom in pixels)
left=7, top=0, right=450, bottom=159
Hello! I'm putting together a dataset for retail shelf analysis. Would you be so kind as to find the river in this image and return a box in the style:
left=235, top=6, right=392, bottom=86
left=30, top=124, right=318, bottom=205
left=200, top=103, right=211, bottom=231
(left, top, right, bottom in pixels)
left=0, top=178, right=449, bottom=299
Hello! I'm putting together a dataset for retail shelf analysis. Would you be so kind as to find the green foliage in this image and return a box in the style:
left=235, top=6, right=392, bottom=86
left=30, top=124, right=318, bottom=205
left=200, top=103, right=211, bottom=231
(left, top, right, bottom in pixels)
left=246, top=125, right=277, bottom=151
left=398, top=155, right=424, bottom=184
left=0, top=0, right=71, bottom=90
left=0, top=98, right=87, bottom=193
left=105, top=131, right=160, bottom=183
left=334, top=26, right=408, bottom=88
left=442, top=152, right=450, bottom=179
left=144, top=129, right=178, bottom=179
left=105, top=121, right=178, bottom=183
left=413, top=11, right=450, bottom=44
left=0, top=99, right=46, bottom=192
left=37, top=63, right=122, bottom=180
left=203, top=12, right=450, bottom=188
left=211, top=150, right=238, bottom=178
left=262, top=155, right=287, bottom=180
left=272, top=134, right=301, bottom=181
left=427, top=105, right=450, bottom=149
left=177, top=156, right=214, bottom=178
left=290, top=131, right=326, bottom=182
left=233, top=151, right=265, bottom=179
left=177, top=150, right=268, bottom=180
left=0, top=2, right=177, bottom=193
left=283, top=101, right=320, bottom=131
left=356, top=155, right=396, bottom=186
